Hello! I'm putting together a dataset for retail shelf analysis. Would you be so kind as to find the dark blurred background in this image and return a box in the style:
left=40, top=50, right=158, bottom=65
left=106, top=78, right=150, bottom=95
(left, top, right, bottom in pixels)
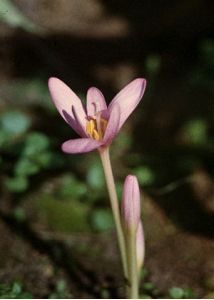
left=0, top=0, right=213, bottom=298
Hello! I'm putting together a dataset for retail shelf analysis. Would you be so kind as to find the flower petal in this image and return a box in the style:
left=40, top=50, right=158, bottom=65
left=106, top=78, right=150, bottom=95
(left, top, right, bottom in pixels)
left=108, top=78, right=146, bottom=130
left=87, top=87, right=107, bottom=116
left=103, top=104, right=120, bottom=145
left=62, top=109, right=87, bottom=137
left=48, top=77, right=87, bottom=136
left=121, top=175, right=141, bottom=230
left=136, top=221, right=145, bottom=272
left=61, top=138, right=103, bottom=154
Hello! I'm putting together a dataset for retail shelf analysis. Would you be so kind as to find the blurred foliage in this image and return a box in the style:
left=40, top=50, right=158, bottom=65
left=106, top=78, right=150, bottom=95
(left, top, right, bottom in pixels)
left=0, top=279, right=197, bottom=299
left=56, top=174, right=87, bottom=200
left=168, top=287, right=196, bottom=299
left=0, top=110, right=31, bottom=147
left=189, top=39, right=214, bottom=91
left=0, top=282, right=32, bottom=299
left=90, top=208, right=114, bottom=231
left=37, top=195, right=90, bottom=233
left=0, top=110, right=30, bottom=135
left=23, top=132, right=50, bottom=156
left=145, top=54, right=161, bottom=77
left=49, top=280, right=73, bottom=299
left=181, top=119, right=208, bottom=146
left=134, top=166, right=155, bottom=186
left=5, top=176, right=28, bottom=193
left=0, top=0, right=40, bottom=32
left=86, top=158, right=105, bottom=190
left=0, top=79, right=53, bottom=109
left=4, top=130, right=58, bottom=192
left=0, top=280, right=73, bottom=299
left=13, top=206, right=27, bottom=222
left=139, top=278, right=197, bottom=299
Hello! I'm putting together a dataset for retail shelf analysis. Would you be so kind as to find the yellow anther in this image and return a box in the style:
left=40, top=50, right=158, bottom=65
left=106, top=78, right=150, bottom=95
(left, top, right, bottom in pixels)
left=92, top=130, right=100, bottom=140
left=86, top=116, right=107, bottom=141
left=86, top=119, right=95, bottom=136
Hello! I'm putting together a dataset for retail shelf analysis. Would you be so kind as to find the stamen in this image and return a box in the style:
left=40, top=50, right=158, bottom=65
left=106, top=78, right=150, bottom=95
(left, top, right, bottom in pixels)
left=92, top=129, right=100, bottom=140
left=86, top=113, right=108, bottom=141
left=86, top=119, right=95, bottom=136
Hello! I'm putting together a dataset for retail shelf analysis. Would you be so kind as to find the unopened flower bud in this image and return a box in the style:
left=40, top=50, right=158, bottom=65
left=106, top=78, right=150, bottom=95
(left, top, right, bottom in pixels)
left=136, top=221, right=145, bottom=273
left=121, top=175, right=141, bottom=232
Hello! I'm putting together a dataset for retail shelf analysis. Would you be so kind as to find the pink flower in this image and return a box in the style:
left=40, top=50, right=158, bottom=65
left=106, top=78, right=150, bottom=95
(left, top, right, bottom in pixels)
left=121, top=175, right=141, bottom=231
left=48, top=77, right=146, bottom=153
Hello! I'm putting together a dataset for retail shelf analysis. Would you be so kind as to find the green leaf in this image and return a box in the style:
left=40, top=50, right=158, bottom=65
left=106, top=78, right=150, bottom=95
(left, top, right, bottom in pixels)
left=168, top=287, right=184, bottom=299
left=13, top=207, right=26, bottom=222
left=91, top=209, right=114, bottom=231
left=183, top=287, right=196, bottom=299
left=15, top=158, right=40, bottom=176
left=58, top=175, right=87, bottom=199
left=86, top=161, right=104, bottom=189
left=11, top=283, right=22, bottom=295
left=49, top=280, right=72, bottom=299
left=143, top=282, right=155, bottom=291
left=134, top=166, right=155, bottom=186
left=23, top=132, right=50, bottom=156
left=1, top=111, right=30, bottom=134
left=183, top=119, right=208, bottom=145
left=5, top=176, right=28, bottom=192
left=0, top=281, right=33, bottom=299
left=33, top=152, right=53, bottom=168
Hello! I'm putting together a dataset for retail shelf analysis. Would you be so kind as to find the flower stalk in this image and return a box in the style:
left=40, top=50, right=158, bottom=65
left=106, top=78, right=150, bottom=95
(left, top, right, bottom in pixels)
left=99, top=146, right=128, bottom=277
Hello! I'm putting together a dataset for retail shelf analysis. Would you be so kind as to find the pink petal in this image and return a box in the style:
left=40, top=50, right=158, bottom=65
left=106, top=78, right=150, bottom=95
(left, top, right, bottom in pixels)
left=108, top=78, right=146, bottom=130
left=103, top=104, right=120, bottom=145
left=87, top=87, right=107, bottom=116
left=62, top=109, right=87, bottom=137
left=71, top=106, right=88, bottom=137
left=61, top=138, right=103, bottom=154
left=48, top=77, right=87, bottom=136
left=136, top=221, right=145, bottom=271
left=121, top=175, right=141, bottom=230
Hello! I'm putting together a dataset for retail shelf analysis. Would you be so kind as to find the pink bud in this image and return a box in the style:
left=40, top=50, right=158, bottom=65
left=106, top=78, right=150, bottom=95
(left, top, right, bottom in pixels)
left=136, top=221, right=145, bottom=272
left=121, top=175, right=141, bottom=231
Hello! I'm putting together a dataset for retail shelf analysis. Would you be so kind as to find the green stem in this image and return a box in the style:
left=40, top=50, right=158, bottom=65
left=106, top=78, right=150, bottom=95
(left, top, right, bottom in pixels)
left=127, top=229, right=139, bottom=299
left=99, top=147, right=128, bottom=277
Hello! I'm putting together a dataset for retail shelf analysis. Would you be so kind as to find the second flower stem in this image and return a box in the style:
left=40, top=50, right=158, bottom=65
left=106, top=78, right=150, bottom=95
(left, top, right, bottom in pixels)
left=99, top=147, right=128, bottom=277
